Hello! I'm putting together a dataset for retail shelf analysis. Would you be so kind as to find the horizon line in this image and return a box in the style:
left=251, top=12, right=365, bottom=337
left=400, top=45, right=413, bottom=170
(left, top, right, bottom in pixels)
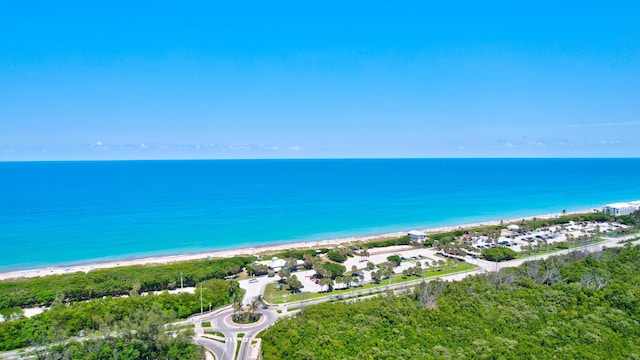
left=1, top=156, right=640, bottom=163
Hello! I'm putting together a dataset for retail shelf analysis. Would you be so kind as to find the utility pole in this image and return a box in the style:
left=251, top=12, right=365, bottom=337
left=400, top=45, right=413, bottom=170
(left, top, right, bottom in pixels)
left=200, top=286, right=203, bottom=314
left=180, top=272, right=183, bottom=289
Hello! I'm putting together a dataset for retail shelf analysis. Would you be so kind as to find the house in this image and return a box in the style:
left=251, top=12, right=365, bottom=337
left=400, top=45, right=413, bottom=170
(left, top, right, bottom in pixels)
left=408, top=230, right=427, bottom=243
left=602, top=202, right=640, bottom=216
left=266, top=257, right=286, bottom=271
left=507, top=224, right=520, bottom=232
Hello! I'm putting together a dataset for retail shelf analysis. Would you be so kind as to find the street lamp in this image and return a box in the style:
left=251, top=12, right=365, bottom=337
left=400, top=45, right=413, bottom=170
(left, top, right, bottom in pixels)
left=180, top=272, right=183, bottom=289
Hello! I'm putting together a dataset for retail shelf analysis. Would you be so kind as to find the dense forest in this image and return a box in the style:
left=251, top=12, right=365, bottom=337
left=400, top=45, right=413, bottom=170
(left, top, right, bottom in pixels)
left=0, top=256, right=254, bottom=309
left=0, top=278, right=238, bottom=352
left=261, top=244, right=640, bottom=359
left=34, top=307, right=202, bottom=360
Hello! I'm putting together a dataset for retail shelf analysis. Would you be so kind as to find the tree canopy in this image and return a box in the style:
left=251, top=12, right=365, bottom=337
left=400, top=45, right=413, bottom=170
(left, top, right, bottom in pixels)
left=261, top=245, right=640, bottom=359
left=0, top=256, right=254, bottom=309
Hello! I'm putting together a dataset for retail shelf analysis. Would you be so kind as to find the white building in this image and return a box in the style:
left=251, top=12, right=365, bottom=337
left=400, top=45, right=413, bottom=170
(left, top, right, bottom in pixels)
left=266, top=257, right=286, bottom=271
left=408, top=230, right=427, bottom=243
left=507, top=224, right=520, bottom=231
left=602, top=202, right=640, bottom=216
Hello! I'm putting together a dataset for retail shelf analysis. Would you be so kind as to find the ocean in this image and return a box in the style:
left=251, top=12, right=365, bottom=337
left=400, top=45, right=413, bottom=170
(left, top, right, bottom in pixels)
left=0, top=158, right=638, bottom=271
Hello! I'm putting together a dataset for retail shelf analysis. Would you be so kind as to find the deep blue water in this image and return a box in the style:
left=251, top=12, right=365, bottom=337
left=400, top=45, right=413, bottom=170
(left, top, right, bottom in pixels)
left=0, top=158, right=638, bottom=271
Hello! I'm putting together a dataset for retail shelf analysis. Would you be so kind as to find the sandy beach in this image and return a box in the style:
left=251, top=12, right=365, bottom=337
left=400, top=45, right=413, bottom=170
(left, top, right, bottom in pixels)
left=0, top=208, right=597, bottom=281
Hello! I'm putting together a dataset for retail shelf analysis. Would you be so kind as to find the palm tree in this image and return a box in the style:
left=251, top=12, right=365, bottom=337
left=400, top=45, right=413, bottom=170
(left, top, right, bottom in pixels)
left=227, top=280, right=240, bottom=296
left=303, top=253, right=314, bottom=269
left=232, top=293, right=243, bottom=320
left=287, top=275, right=303, bottom=293
left=278, top=268, right=290, bottom=282
left=319, top=277, right=334, bottom=292
left=255, top=294, right=267, bottom=309
left=334, top=276, right=344, bottom=290
left=360, top=249, right=370, bottom=262
left=248, top=298, right=260, bottom=321
left=285, top=258, right=297, bottom=271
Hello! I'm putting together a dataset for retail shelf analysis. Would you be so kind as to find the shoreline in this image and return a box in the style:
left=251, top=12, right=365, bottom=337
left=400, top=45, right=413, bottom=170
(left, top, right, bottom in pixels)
left=0, top=208, right=598, bottom=281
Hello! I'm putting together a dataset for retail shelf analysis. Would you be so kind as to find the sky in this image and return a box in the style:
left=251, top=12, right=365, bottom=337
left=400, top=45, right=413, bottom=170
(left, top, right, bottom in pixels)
left=1, top=2, right=639, bottom=160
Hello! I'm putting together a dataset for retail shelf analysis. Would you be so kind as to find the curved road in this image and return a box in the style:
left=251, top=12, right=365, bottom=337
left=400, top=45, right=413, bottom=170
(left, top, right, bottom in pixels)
left=192, top=306, right=282, bottom=360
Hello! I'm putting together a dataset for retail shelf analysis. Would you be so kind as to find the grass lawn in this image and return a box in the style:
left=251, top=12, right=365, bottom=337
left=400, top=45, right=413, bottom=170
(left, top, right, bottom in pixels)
left=205, top=330, right=225, bottom=337
left=264, top=262, right=478, bottom=304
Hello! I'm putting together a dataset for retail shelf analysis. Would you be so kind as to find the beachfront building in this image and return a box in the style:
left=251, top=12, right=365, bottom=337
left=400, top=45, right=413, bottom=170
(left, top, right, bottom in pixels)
left=266, top=257, right=286, bottom=271
left=408, top=230, right=427, bottom=243
left=602, top=202, right=640, bottom=216
left=258, top=257, right=305, bottom=272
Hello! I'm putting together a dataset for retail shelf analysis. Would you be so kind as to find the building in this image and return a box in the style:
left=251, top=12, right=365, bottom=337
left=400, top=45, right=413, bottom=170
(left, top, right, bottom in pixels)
left=408, top=230, right=427, bottom=243
left=266, top=257, right=286, bottom=271
left=602, top=202, right=640, bottom=216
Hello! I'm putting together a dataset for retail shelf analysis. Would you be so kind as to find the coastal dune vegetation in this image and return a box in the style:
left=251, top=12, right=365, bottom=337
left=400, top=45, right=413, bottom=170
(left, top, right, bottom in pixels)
left=0, top=256, right=254, bottom=309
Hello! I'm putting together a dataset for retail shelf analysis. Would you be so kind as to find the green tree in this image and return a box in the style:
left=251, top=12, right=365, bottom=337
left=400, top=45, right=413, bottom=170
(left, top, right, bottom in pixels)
left=387, top=255, right=402, bottom=266
left=287, top=275, right=303, bottom=293
left=482, top=247, right=517, bottom=262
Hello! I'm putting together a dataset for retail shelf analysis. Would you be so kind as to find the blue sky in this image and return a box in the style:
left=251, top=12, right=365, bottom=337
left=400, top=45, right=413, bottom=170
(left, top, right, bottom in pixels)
left=1, top=2, right=639, bottom=160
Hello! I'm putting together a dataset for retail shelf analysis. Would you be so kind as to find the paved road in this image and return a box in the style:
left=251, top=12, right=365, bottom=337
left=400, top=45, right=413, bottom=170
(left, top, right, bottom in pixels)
left=193, top=306, right=282, bottom=360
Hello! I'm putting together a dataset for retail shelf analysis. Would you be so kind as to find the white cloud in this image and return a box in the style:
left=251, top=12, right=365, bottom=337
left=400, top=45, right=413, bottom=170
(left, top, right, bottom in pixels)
left=258, top=144, right=279, bottom=151
left=289, top=145, right=301, bottom=151
left=527, top=141, right=546, bottom=147
left=140, top=143, right=149, bottom=149
left=90, top=141, right=108, bottom=150
left=600, top=140, right=621, bottom=145
left=227, top=144, right=250, bottom=151
left=504, top=142, right=515, bottom=149
left=566, top=121, right=640, bottom=128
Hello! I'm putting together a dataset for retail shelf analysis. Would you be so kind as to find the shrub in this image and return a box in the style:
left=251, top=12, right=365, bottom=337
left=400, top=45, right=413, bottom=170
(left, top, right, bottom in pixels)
left=319, top=263, right=346, bottom=279
left=327, top=251, right=347, bottom=263
left=387, top=255, right=402, bottom=266
left=481, top=247, right=517, bottom=262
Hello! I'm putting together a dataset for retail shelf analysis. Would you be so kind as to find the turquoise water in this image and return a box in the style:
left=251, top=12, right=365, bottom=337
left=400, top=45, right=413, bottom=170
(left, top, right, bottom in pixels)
left=1, top=158, right=638, bottom=271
